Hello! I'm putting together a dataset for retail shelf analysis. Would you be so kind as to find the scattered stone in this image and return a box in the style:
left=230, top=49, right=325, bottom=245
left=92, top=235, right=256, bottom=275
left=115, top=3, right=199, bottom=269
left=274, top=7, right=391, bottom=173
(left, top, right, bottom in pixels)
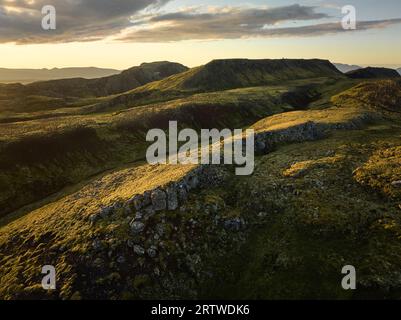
left=391, top=180, right=401, bottom=187
left=130, top=220, right=145, bottom=234
left=187, top=175, right=199, bottom=190
left=99, top=206, right=113, bottom=219
left=133, top=245, right=145, bottom=256
left=166, top=184, right=179, bottom=211
left=143, top=191, right=152, bottom=207
left=151, top=189, right=167, bottom=211
left=178, top=183, right=188, bottom=202
left=92, top=239, right=103, bottom=251
left=143, top=206, right=156, bottom=219
left=112, top=201, right=123, bottom=210
left=147, top=246, right=158, bottom=258
left=131, top=194, right=144, bottom=211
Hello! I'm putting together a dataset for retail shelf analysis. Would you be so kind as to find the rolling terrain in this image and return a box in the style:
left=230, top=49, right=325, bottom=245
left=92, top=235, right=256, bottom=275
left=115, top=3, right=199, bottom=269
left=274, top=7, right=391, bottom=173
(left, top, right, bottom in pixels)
left=0, top=67, right=120, bottom=84
left=0, top=62, right=188, bottom=116
left=0, top=59, right=401, bottom=299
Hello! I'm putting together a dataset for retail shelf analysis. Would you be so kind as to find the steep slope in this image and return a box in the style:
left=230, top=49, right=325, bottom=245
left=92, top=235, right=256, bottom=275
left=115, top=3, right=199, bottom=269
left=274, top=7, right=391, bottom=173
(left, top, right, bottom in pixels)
left=0, top=85, right=294, bottom=218
left=346, top=67, right=400, bottom=79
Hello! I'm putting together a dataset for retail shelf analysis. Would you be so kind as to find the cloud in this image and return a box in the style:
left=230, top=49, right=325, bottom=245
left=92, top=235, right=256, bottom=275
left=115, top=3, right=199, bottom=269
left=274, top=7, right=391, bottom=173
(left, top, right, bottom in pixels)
left=0, top=0, right=169, bottom=43
left=0, top=2, right=400, bottom=44
left=119, top=5, right=401, bottom=42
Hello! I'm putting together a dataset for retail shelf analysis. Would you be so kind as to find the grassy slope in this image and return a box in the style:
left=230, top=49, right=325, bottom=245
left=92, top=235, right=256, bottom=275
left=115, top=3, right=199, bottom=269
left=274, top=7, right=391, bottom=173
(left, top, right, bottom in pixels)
left=201, top=127, right=401, bottom=299
left=0, top=67, right=352, bottom=219
left=0, top=162, right=197, bottom=299
left=1, top=58, right=400, bottom=299
left=1, top=79, right=401, bottom=299
left=73, top=59, right=345, bottom=116
left=0, top=85, right=294, bottom=218
left=199, top=81, right=401, bottom=299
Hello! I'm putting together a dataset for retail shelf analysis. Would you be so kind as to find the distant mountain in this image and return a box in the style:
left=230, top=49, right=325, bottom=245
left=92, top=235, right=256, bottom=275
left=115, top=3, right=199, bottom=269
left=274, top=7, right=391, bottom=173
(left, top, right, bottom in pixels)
left=334, top=63, right=361, bottom=73
left=0, top=61, right=189, bottom=99
left=142, top=59, right=344, bottom=93
left=397, top=68, right=401, bottom=75
left=0, top=67, right=120, bottom=83
left=346, top=67, right=401, bottom=79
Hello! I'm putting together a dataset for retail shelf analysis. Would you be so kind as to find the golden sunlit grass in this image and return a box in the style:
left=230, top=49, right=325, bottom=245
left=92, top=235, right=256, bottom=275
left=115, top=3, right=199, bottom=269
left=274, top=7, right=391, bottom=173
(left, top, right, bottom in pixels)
left=0, top=161, right=196, bottom=299
left=252, top=107, right=368, bottom=133
left=1, top=68, right=401, bottom=299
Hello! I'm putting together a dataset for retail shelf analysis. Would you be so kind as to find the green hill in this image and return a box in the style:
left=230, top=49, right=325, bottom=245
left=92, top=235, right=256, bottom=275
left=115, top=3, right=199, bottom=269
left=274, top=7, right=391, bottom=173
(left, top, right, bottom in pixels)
left=346, top=67, right=400, bottom=79
left=1, top=76, right=401, bottom=299
left=140, top=58, right=344, bottom=92
left=2, top=59, right=401, bottom=300
left=84, top=59, right=345, bottom=114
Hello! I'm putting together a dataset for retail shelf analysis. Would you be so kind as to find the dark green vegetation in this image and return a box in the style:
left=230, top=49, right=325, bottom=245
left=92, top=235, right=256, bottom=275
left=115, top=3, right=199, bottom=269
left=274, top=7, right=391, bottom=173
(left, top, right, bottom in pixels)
left=346, top=67, right=401, bottom=79
left=0, top=59, right=346, bottom=218
left=0, top=59, right=401, bottom=300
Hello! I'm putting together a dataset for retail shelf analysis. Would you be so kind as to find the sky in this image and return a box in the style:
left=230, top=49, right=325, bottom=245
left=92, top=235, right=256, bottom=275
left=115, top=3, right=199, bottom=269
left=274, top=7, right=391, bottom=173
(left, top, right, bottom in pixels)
left=0, top=0, right=400, bottom=69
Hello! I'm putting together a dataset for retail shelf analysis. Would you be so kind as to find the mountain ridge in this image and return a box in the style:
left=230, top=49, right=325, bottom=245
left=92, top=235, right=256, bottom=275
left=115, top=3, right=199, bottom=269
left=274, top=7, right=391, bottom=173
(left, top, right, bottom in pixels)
left=0, top=61, right=189, bottom=99
left=346, top=67, right=400, bottom=79
left=132, top=58, right=344, bottom=94
left=0, top=67, right=120, bottom=83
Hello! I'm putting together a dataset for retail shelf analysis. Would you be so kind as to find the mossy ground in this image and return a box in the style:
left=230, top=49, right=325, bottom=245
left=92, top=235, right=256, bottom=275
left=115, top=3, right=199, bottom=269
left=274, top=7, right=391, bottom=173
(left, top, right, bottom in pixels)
left=198, top=125, right=401, bottom=299
left=1, top=75, right=401, bottom=299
